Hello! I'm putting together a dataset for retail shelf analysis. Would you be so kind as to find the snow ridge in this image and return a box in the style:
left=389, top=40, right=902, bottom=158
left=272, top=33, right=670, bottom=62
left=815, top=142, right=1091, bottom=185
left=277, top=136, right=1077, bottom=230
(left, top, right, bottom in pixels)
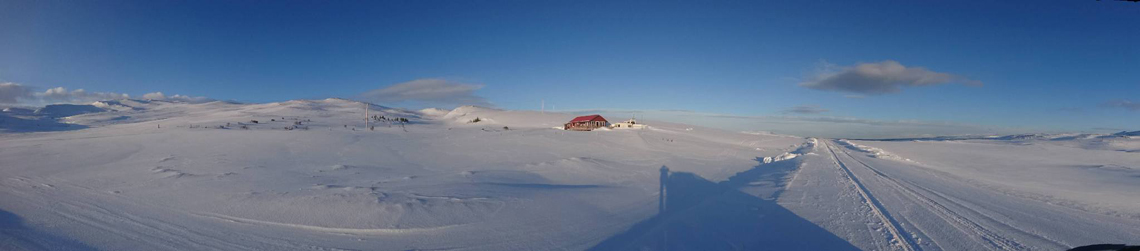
left=837, top=139, right=915, bottom=163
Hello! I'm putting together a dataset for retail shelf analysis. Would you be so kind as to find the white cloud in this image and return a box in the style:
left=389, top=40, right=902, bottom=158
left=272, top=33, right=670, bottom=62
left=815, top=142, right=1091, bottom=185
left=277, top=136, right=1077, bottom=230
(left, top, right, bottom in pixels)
left=0, top=82, right=34, bottom=103
left=142, top=92, right=166, bottom=100
left=1, top=82, right=215, bottom=105
left=361, top=79, right=490, bottom=107
left=1103, top=100, right=1140, bottom=111
left=800, top=60, right=981, bottom=95
left=143, top=92, right=213, bottom=103
left=168, top=94, right=212, bottom=103
left=782, top=105, right=829, bottom=115
left=2, top=83, right=130, bottom=104
left=37, top=87, right=129, bottom=103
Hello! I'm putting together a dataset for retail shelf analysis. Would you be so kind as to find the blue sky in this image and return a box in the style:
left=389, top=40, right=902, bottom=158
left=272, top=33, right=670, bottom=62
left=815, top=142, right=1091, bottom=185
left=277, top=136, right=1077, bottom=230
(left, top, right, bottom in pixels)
left=1, top=0, right=1137, bottom=137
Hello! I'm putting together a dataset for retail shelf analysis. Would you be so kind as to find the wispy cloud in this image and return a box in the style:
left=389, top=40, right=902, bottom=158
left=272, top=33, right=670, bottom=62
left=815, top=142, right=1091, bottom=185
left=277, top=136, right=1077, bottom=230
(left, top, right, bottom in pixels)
left=1103, top=100, right=1140, bottom=111
left=562, top=109, right=647, bottom=115
left=1055, top=107, right=1086, bottom=114
left=142, top=92, right=213, bottom=103
left=0, top=82, right=33, bottom=103
left=700, top=113, right=976, bottom=128
left=1091, top=127, right=1128, bottom=132
left=800, top=60, right=981, bottom=95
left=361, top=79, right=490, bottom=107
left=782, top=105, right=829, bottom=115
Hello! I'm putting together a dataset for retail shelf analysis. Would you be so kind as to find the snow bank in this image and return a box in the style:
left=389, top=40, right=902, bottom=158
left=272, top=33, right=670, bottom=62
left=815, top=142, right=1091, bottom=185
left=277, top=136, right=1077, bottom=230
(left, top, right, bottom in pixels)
left=762, top=152, right=799, bottom=163
left=92, top=100, right=140, bottom=111
left=418, top=108, right=450, bottom=117
left=761, top=138, right=816, bottom=163
left=837, top=139, right=914, bottom=162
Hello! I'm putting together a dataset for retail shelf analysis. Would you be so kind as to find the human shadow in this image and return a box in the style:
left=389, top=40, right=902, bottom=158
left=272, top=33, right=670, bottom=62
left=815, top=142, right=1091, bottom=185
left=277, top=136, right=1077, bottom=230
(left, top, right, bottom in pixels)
left=590, top=159, right=859, bottom=250
left=0, top=209, right=94, bottom=250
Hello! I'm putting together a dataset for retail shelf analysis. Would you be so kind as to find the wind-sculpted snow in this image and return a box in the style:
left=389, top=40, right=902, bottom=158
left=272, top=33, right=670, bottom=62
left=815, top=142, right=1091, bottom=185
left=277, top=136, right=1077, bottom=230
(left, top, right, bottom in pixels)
left=0, top=99, right=813, bottom=250
left=2, top=99, right=1136, bottom=250
left=836, top=139, right=915, bottom=163
left=762, top=152, right=799, bottom=163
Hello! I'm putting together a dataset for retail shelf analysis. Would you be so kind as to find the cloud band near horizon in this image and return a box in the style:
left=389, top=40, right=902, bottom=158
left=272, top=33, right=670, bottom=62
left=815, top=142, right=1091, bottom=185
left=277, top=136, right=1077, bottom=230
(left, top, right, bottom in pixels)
left=0, top=82, right=211, bottom=105
left=360, top=79, right=491, bottom=107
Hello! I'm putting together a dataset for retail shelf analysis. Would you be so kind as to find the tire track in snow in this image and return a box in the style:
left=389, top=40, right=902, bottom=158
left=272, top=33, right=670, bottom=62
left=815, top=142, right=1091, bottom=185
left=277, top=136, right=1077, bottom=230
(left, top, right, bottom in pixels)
left=897, top=179, right=1068, bottom=248
left=853, top=159, right=1071, bottom=248
left=832, top=140, right=1030, bottom=251
left=823, top=141, right=918, bottom=251
left=0, top=183, right=204, bottom=250
left=3, top=180, right=337, bottom=251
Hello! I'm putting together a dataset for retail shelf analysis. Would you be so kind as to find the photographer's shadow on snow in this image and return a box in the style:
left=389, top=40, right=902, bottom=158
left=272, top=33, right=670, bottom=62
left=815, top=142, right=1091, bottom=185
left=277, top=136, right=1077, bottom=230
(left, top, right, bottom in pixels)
left=590, top=161, right=859, bottom=251
left=0, top=209, right=94, bottom=250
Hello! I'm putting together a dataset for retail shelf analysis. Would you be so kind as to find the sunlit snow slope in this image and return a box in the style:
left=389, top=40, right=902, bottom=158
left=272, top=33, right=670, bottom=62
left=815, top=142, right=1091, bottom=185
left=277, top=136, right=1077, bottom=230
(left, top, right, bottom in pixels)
left=1, top=99, right=816, bottom=250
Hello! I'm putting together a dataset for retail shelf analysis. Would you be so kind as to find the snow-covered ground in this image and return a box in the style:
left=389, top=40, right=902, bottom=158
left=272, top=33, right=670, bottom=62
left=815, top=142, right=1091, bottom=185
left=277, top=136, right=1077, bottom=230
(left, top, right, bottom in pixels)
left=1, top=99, right=1137, bottom=250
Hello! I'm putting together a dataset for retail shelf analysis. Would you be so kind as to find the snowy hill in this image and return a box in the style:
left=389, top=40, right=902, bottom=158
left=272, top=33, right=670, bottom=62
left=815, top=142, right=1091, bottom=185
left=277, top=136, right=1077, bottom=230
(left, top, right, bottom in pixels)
left=859, top=131, right=1140, bottom=153
left=34, top=104, right=106, bottom=118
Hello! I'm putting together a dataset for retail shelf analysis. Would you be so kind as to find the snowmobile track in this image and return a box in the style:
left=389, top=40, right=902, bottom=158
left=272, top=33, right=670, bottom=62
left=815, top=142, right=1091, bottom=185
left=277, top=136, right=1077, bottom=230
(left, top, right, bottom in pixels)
left=822, top=141, right=918, bottom=251
left=830, top=140, right=1032, bottom=251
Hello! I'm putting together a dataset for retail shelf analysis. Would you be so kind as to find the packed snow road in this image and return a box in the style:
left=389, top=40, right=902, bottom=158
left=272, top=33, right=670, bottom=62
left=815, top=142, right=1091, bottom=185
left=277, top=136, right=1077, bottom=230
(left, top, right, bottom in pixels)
left=778, top=139, right=1140, bottom=251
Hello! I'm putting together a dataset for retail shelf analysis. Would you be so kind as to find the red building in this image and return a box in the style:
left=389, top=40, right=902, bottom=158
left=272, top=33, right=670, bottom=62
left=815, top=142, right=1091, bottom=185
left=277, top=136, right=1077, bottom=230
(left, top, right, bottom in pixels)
left=564, top=115, right=608, bottom=131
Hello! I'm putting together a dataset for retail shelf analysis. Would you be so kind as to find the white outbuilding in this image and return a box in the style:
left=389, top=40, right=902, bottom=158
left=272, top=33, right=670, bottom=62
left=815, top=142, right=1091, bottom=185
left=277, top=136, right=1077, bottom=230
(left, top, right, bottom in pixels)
left=609, top=117, right=646, bottom=129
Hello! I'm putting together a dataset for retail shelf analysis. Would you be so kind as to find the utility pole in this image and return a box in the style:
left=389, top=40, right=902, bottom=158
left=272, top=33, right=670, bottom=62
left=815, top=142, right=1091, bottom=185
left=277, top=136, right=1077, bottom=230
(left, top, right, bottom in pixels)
left=364, top=102, right=369, bottom=130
